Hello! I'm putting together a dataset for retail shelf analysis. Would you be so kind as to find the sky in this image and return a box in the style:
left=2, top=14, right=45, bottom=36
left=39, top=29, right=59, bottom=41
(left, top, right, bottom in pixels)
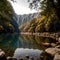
left=8, top=0, right=38, bottom=15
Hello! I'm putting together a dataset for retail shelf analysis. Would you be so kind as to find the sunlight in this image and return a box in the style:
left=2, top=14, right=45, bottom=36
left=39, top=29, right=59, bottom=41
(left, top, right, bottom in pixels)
left=9, top=0, right=38, bottom=15
left=12, top=3, right=37, bottom=15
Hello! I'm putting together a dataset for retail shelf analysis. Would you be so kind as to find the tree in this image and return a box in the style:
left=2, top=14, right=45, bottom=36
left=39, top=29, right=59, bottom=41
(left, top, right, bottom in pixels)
left=29, top=0, right=60, bottom=20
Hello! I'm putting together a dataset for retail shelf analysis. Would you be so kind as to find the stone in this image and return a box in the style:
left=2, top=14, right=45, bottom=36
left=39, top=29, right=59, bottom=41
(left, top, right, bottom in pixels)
left=54, top=53, right=60, bottom=60
left=7, top=56, right=17, bottom=60
left=45, top=48, right=58, bottom=56
left=0, top=49, right=6, bottom=60
left=50, top=43, right=56, bottom=47
left=7, top=56, right=12, bottom=60
left=0, top=49, right=2, bottom=52
left=55, top=45, right=60, bottom=48
left=42, top=42, right=50, bottom=47
left=0, top=49, right=5, bottom=57
left=58, top=37, right=60, bottom=42
left=19, top=58, right=23, bottom=60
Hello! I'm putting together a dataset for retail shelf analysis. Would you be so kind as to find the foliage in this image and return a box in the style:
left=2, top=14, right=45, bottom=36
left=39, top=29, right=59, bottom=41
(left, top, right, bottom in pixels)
left=20, top=12, right=60, bottom=32
left=0, top=0, right=19, bottom=33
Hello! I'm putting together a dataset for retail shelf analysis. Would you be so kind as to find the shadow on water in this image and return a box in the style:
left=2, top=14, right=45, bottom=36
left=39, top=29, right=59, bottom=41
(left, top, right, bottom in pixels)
left=0, top=34, right=19, bottom=56
left=0, top=34, right=56, bottom=60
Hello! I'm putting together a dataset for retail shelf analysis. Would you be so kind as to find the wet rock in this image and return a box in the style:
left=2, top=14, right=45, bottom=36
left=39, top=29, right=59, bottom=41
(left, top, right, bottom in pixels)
left=50, top=43, right=56, bottom=47
left=7, top=56, right=12, bottom=60
left=0, top=49, right=5, bottom=57
left=54, top=53, right=60, bottom=60
left=42, top=42, right=50, bottom=47
left=24, top=55, right=30, bottom=60
left=19, top=58, right=23, bottom=60
left=0, top=49, right=6, bottom=60
left=55, top=45, right=60, bottom=48
left=7, top=56, right=17, bottom=60
left=58, top=37, right=60, bottom=42
left=25, top=55, right=29, bottom=59
left=30, top=58, right=34, bottom=60
left=45, top=48, right=58, bottom=56
left=45, top=45, right=60, bottom=56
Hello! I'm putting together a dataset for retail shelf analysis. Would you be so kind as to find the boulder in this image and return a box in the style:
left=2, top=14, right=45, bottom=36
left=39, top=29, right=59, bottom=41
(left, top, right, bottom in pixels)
left=0, top=49, right=5, bottom=57
left=7, top=56, right=17, bottom=60
left=50, top=43, right=56, bottom=47
left=55, top=45, right=60, bottom=48
left=54, top=53, right=60, bottom=60
left=45, top=48, right=58, bottom=56
left=42, top=42, right=50, bottom=47
left=58, top=37, right=60, bottom=42
left=0, top=49, right=6, bottom=60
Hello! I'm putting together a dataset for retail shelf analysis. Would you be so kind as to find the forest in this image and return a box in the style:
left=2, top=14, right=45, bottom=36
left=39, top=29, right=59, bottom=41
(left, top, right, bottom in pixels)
left=20, top=0, right=60, bottom=32
left=0, top=0, right=19, bottom=33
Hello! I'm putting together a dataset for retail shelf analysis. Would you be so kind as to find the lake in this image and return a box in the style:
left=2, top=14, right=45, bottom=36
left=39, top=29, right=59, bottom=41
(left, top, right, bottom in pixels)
left=0, top=34, right=56, bottom=60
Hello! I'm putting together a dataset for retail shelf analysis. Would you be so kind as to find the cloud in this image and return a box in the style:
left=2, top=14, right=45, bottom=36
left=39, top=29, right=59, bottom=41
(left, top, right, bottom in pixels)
left=8, top=0, right=37, bottom=15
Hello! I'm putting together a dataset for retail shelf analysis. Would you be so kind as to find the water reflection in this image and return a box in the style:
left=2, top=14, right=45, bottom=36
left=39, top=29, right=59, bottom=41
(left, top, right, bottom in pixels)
left=0, top=34, right=19, bottom=56
left=0, top=34, right=56, bottom=60
left=13, top=48, right=43, bottom=60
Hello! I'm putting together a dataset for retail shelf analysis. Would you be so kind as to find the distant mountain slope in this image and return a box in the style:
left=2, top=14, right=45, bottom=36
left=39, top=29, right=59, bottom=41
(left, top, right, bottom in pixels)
left=17, top=13, right=39, bottom=25
left=0, top=0, right=19, bottom=33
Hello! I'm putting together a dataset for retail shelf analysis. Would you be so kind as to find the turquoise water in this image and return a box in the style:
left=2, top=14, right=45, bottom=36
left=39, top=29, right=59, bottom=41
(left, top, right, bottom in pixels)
left=0, top=34, right=55, bottom=60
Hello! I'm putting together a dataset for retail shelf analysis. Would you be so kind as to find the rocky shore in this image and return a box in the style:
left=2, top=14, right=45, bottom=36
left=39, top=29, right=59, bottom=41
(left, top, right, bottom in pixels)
left=45, top=45, right=60, bottom=60
left=0, top=49, right=43, bottom=60
left=0, top=49, right=17, bottom=60
left=0, top=32, right=60, bottom=60
left=21, top=32, right=60, bottom=60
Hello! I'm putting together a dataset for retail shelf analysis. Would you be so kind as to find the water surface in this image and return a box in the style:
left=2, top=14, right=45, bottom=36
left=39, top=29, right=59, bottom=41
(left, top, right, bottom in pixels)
left=0, top=34, right=56, bottom=60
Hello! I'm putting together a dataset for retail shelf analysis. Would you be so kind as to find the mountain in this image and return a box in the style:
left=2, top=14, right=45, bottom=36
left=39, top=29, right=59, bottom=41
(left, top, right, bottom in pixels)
left=20, top=14, right=60, bottom=32
left=0, top=0, right=19, bottom=33
left=17, top=13, right=39, bottom=25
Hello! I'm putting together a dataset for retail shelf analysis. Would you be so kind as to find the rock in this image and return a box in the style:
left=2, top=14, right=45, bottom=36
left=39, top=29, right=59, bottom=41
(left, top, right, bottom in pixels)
left=7, top=56, right=12, bottom=60
left=7, top=56, right=17, bottom=60
left=0, top=49, right=2, bottom=52
left=25, top=55, right=29, bottom=59
left=0, top=49, right=5, bottom=57
left=19, top=58, right=23, bottom=60
left=45, top=48, right=58, bottom=56
left=0, top=49, right=6, bottom=60
left=50, top=43, right=56, bottom=47
left=58, top=37, right=60, bottom=42
left=55, top=45, right=60, bottom=48
left=54, top=53, right=60, bottom=60
left=42, top=42, right=50, bottom=47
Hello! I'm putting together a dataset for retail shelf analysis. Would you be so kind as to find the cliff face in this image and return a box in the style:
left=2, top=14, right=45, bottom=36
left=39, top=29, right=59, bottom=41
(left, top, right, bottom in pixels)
left=17, top=13, right=39, bottom=25
left=0, top=0, right=19, bottom=33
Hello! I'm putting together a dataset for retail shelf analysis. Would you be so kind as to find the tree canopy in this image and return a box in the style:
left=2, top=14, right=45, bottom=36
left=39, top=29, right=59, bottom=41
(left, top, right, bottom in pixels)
left=20, top=0, right=60, bottom=32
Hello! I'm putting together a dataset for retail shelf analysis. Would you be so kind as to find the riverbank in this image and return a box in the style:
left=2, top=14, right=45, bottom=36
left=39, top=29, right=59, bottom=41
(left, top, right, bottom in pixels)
left=21, top=32, right=60, bottom=41
left=20, top=32, right=60, bottom=60
left=0, top=49, right=16, bottom=60
left=0, top=32, right=60, bottom=60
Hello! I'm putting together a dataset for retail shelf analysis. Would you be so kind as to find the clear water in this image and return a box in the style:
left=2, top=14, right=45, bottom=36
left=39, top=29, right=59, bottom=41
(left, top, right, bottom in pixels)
left=0, top=34, right=56, bottom=60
